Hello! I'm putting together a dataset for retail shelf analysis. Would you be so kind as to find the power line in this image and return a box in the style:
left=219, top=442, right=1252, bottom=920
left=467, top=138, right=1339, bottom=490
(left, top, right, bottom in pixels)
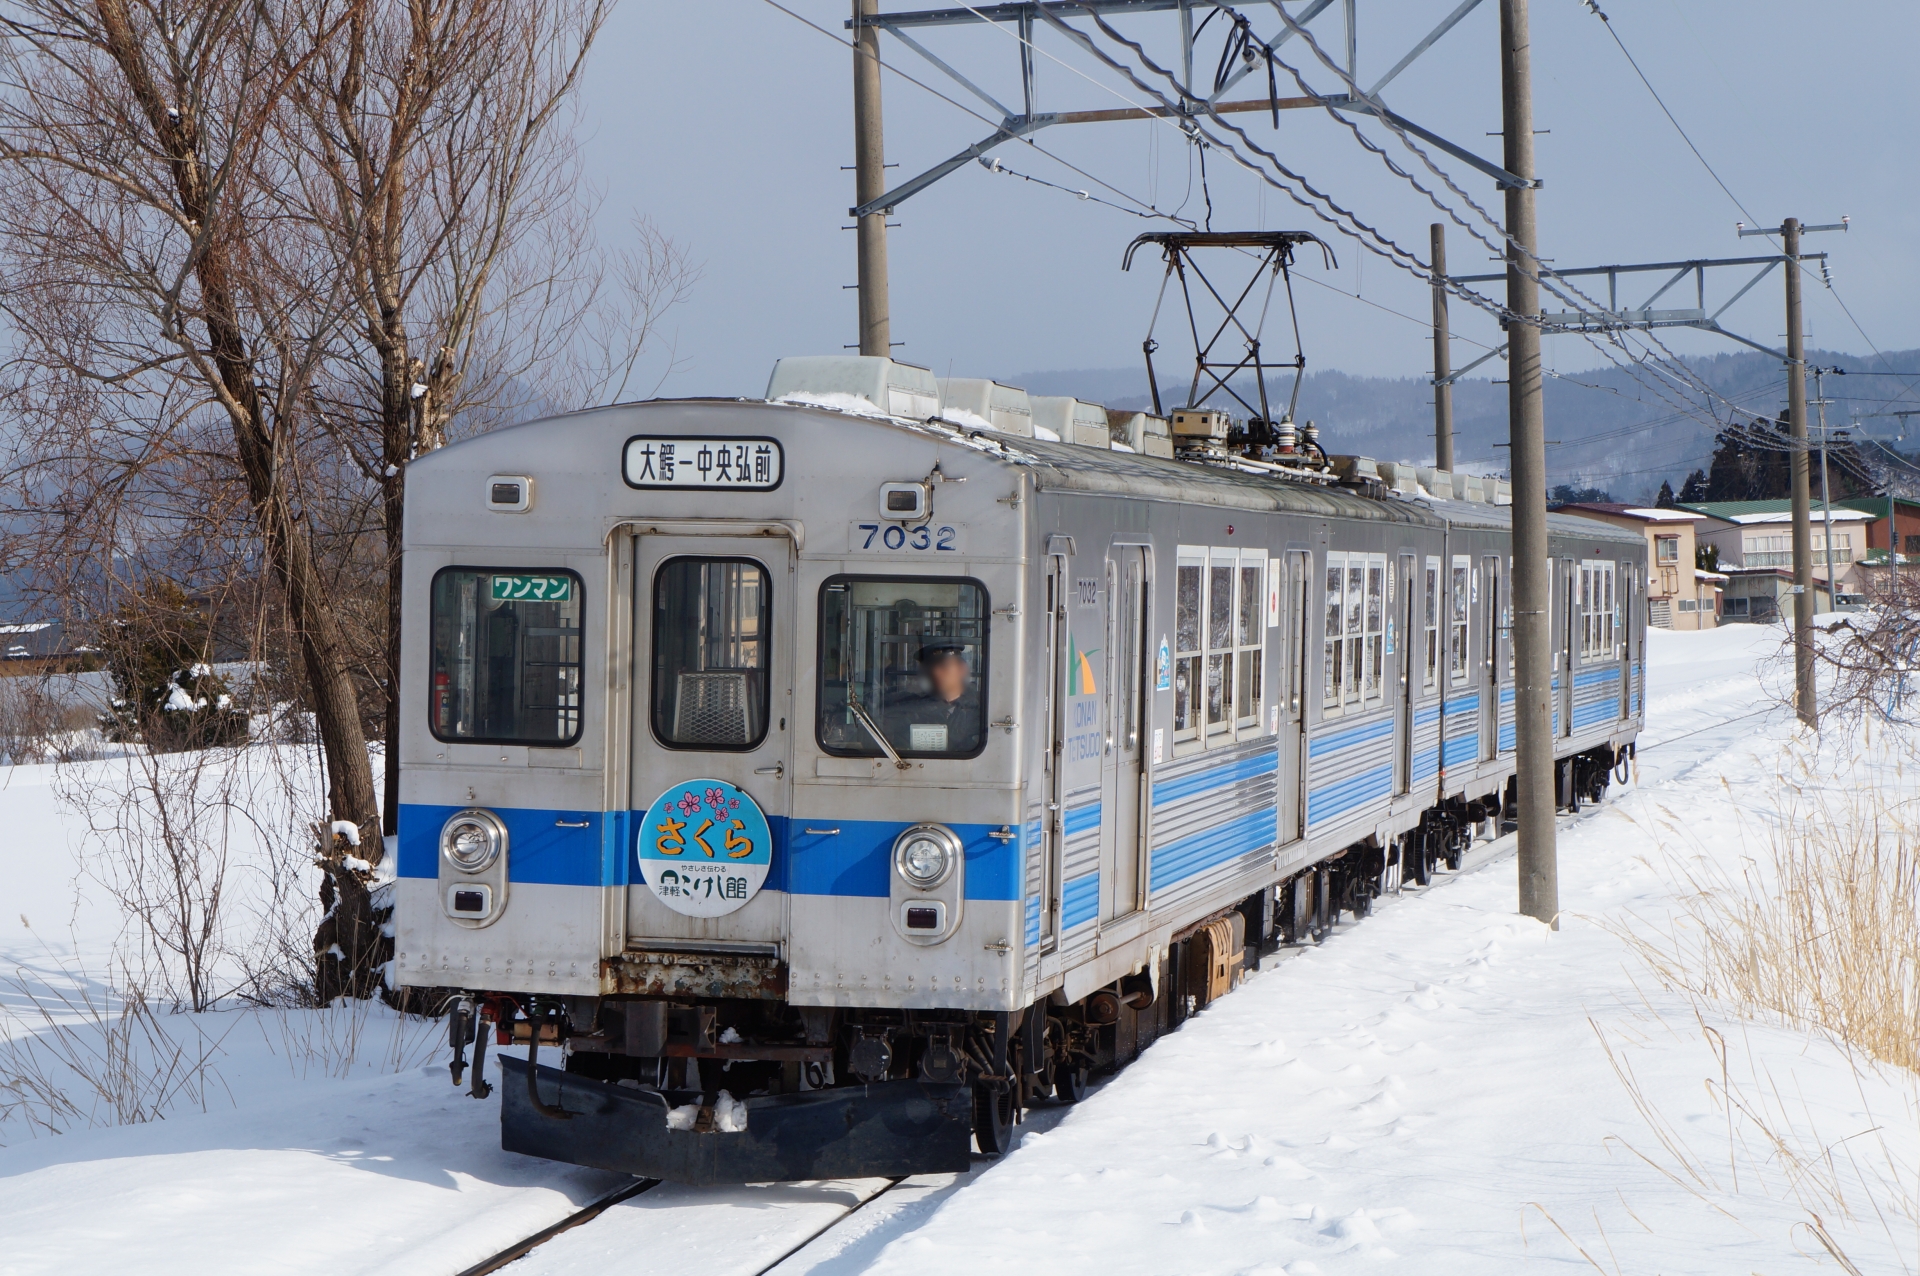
left=754, top=0, right=1182, bottom=225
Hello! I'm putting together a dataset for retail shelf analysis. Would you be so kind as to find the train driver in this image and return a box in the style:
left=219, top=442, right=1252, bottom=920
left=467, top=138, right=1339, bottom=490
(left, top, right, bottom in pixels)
left=884, top=643, right=982, bottom=754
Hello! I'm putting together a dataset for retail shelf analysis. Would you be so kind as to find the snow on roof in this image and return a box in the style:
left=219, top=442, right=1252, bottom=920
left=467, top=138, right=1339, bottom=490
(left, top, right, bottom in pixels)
left=1619, top=507, right=1704, bottom=522
left=1714, top=508, right=1872, bottom=525
left=1683, top=499, right=1875, bottom=524
left=0, top=622, right=51, bottom=635
left=1556, top=502, right=1702, bottom=523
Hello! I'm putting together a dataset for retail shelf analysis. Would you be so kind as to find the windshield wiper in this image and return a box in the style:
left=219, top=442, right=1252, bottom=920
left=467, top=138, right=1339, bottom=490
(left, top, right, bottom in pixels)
left=845, top=690, right=912, bottom=771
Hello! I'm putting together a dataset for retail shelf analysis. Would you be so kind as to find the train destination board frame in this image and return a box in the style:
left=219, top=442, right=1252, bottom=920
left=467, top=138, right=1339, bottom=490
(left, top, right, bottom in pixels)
left=623, top=435, right=784, bottom=491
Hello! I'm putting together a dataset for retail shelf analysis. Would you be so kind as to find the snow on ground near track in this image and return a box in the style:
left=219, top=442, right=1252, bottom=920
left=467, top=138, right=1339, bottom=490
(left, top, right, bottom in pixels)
left=6, top=623, right=1918, bottom=1275
left=845, top=624, right=1920, bottom=1276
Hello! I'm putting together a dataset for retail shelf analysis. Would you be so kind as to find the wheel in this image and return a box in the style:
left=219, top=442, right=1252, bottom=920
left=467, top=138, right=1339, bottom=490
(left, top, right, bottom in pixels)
left=972, top=1082, right=1015, bottom=1156
left=1054, top=1062, right=1089, bottom=1103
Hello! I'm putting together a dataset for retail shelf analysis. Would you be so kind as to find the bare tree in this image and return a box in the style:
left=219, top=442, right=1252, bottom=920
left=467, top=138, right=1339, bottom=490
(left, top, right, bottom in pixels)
left=0, top=0, right=392, bottom=1000
left=282, top=0, right=697, bottom=830
left=0, top=0, right=692, bottom=1002
left=1805, top=572, right=1920, bottom=722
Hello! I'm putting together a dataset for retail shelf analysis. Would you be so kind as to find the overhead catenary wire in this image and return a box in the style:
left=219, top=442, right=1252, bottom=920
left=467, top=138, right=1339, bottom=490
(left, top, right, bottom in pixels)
left=1064, top=3, right=1757, bottom=437
left=754, top=0, right=1186, bottom=225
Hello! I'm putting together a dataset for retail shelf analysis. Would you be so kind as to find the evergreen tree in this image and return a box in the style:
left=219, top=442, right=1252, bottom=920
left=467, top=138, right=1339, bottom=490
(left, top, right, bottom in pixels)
left=1655, top=480, right=1676, bottom=508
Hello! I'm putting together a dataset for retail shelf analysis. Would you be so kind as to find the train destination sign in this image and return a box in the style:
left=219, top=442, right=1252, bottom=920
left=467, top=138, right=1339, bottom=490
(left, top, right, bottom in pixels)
left=623, top=435, right=784, bottom=491
left=489, top=574, right=571, bottom=602
left=635, top=778, right=773, bottom=918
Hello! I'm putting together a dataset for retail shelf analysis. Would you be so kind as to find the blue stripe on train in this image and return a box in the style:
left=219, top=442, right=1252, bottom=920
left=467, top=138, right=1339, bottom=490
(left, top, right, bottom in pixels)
left=1307, top=764, right=1393, bottom=827
left=1151, top=748, right=1279, bottom=807
left=1150, top=807, right=1278, bottom=894
left=1024, top=895, right=1041, bottom=947
left=1063, top=802, right=1102, bottom=837
left=397, top=804, right=1023, bottom=899
left=1412, top=747, right=1440, bottom=782
left=1061, top=871, right=1100, bottom=929
left=1308, top=714, right=1394, bottom=759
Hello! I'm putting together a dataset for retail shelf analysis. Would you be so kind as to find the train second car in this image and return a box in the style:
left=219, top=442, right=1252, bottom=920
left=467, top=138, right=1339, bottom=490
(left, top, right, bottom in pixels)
left=394, top=355, right=1645, bottom=1184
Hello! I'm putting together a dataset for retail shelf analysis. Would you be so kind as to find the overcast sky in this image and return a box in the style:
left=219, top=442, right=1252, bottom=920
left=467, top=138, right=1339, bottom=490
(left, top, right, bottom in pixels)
left=579, top=1, right=1919, bottom=407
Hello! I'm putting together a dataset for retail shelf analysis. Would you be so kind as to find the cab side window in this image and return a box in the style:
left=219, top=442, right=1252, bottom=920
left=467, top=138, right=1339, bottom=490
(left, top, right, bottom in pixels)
left=430, top=568, right=583, bottom=745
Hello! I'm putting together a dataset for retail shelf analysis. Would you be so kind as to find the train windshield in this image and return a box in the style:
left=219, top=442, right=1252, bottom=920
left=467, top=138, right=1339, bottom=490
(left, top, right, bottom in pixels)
left=429, top=568, right=583, bottom=745
left=818, top=576, right=988, bottom=759
left=652, top=557, right=772, bottom=750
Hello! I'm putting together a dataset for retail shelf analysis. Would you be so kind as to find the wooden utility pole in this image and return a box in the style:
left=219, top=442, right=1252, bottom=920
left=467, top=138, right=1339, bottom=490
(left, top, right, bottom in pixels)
left=852, top=0, right=891, bottom=357
left=1501, top=0, right=1556, bottom=928
left=1431, top=222, right=1454, bottom=471
left=1785, top=217, right=1816, bottom=725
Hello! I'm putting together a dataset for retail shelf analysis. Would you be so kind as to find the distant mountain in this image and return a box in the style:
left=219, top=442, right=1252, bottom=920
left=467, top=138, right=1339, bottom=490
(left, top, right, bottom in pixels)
left=1014, top=349, right=1920, bottom=504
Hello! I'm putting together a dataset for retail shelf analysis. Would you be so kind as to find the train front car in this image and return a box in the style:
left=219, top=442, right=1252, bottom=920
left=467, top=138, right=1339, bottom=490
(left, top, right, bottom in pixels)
left=395, top=383, right=1037, bottom=1184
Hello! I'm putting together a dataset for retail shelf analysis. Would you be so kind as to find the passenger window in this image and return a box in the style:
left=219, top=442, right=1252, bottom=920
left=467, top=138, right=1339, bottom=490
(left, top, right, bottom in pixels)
left=1180, top=546, right=1265, bottom=741
left=652, top=557, right=771, bottom=750
left=430, top=568, right=583, bottom=745
left=1450, top=556, right=1471, bottom=684
left=1423, top=557, right=1440, bottom=690
left=818, top=576, right=988, bottom=758
left=1323, top=550, right=1385, bottom=712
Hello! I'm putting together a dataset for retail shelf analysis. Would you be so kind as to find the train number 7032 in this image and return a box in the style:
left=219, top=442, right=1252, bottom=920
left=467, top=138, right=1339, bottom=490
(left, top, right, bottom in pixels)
left=850, top=522, right=966, bottom=553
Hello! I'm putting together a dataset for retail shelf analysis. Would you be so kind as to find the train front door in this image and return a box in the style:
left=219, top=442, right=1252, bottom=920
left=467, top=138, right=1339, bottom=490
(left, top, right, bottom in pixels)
left=627, top=532, right=794, bottom=948
left=1481, top=555, right=1501, bottom=761
left=1101, top=546, right=1149, bottom=923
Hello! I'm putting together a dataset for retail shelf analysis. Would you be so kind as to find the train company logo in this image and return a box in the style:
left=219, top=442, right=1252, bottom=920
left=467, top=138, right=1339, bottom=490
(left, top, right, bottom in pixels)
left=1067, top=632, right=1099, bottom=696
left=635, top=778, right=773, bottom=917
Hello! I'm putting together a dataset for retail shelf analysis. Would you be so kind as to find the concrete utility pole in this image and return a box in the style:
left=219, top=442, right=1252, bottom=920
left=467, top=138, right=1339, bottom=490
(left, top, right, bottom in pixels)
left=852, top=0, right=891, bottom=357
left=1812, top=366, right=1838, bottom=611
left=1431, top=223, right=1455, bottom=472
left=1784, top=218, right=1815, bottom=726
left=1501, top=0, right=1555, bottom=928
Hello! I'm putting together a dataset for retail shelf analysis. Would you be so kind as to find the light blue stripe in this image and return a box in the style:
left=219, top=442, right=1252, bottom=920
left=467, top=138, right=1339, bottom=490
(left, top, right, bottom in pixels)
left=1024, top=895, right=1041, bottom=948
left=1413, top=703, right=1443, bottom=726
left=1441, top=732, right=1479, bottom=768
left=1572, top=700, right=1615, bottom=729
left=1412, top=747, right=1440, bottom=781
left=1063, top=803, right=1102, bottom=837
left=1150, top=808, right=1277, bottom=893
left=1574, top=666, right=1621, bottom=688
left=1061, top=871, right=1100, bottom=929
left=1308, top=714, right=1394, bottom=758
left=1151, top=749, right=1279, bottom=807
left=1307, top=764, right=1393, bottom=827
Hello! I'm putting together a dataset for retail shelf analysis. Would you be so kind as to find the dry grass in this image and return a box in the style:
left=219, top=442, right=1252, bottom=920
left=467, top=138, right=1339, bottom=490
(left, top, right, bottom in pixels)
left=1627, top=735, right=1920, bottom=1075
left=1586, top=729, right=1920, bottom=1271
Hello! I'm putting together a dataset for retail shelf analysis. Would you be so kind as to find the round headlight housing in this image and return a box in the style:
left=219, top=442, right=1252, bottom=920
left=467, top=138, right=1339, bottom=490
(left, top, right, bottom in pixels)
left=892, top=823, right=960, bottom=889
left=441, top=809, right=506, bottom=874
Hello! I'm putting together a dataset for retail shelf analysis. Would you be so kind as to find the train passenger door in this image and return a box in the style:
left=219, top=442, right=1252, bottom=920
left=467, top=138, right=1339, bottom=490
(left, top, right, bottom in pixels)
left=1558, top=558, right=1576, bottom=738
left=1281, top=549, right=1312, bottom=839
left=627, top=532, right=793, bottom=947
left=1040, top=554, right=1068, bottom=953
left=1395, top=552, right=1416, bottom=795
left=1481, top=555, right=1501, bottom=761
left=1101, top=546, right=1149, bottom=923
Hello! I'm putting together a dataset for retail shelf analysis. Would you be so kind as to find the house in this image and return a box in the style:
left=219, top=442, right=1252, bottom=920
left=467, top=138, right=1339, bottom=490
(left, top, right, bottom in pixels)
left=0, top=619, right=94, bottom=676
left=1836, top=494, right=1920, bottom=559
left=1680, top=499, right=1872, bottom=617
left=1553, top=503, right=1719, bottom=630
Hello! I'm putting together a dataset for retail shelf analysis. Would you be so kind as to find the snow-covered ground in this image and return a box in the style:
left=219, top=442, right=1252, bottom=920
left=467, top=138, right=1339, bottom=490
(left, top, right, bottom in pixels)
left=5, top=623, right=1917, bottom=1275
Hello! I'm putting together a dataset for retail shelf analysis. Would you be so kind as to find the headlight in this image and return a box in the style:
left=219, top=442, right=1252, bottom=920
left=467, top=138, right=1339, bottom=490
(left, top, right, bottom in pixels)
left=892, top=823, right=960, bottom=889
left=441, top=809, right=506, bottom=874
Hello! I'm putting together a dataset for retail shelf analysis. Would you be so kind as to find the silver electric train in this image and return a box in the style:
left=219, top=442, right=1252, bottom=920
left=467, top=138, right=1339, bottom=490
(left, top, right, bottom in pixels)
left=394, top=354, right=1645, bottom=1184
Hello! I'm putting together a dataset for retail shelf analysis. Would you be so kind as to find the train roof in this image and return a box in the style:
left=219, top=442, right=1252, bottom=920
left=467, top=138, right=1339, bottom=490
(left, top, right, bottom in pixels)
left=423, top=395, right=1640, bottom=546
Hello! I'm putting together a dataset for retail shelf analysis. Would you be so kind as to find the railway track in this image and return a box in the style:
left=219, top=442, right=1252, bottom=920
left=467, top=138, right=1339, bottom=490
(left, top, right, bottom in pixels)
left=451, top=821, right=1548, bottom=1276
